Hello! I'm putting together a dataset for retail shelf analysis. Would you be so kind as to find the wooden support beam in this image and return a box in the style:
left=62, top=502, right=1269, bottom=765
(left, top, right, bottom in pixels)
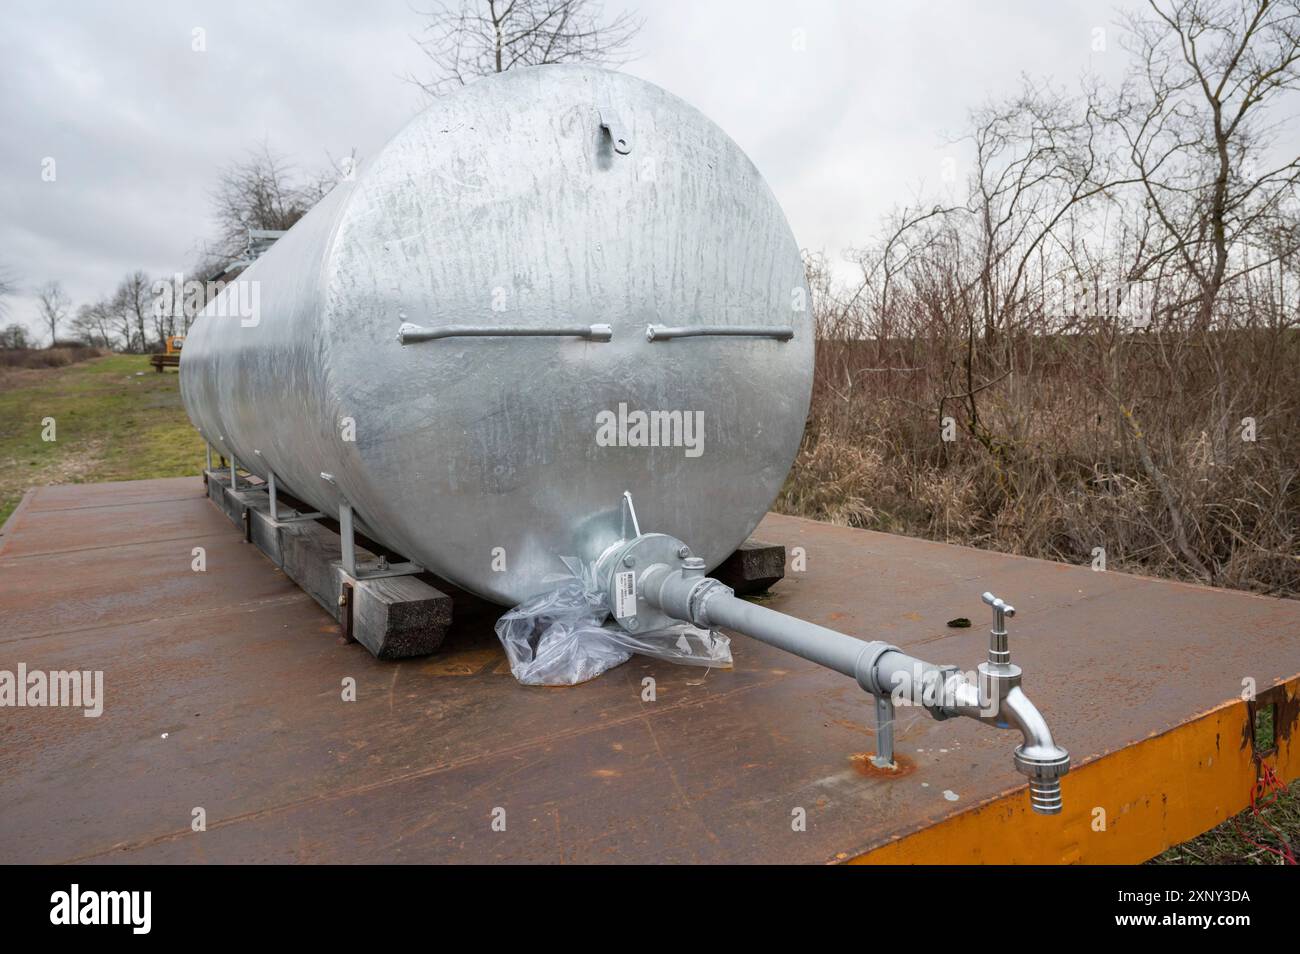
left=205, top=470, right=451, bottom=659
left=711, top=539, right=786, bottom=595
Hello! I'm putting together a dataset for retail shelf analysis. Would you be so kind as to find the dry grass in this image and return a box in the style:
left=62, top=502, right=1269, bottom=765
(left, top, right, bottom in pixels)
left=0, top=344, right=104, bottom=370
left=777, top=333, right=1299, bottom=598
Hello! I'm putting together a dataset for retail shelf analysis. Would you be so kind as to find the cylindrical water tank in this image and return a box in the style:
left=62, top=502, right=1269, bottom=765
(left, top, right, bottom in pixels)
left=181, top=64, right=813, bottom=605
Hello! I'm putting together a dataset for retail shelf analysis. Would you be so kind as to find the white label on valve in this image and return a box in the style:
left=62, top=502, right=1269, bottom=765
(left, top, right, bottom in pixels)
left=615, top=570, right=637, bottom=619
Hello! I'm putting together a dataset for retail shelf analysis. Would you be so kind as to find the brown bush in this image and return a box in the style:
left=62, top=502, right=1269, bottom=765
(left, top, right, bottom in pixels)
left=0, top=346, right=106, bottom=369
left=777, top=326, right=1299, bottom=598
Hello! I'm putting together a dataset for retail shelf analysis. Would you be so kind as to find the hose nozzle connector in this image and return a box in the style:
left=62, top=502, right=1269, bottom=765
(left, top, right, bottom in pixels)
left=1027, top=778, right=1064, bottom=814
left=1014, top=744, right=1071, bottom=815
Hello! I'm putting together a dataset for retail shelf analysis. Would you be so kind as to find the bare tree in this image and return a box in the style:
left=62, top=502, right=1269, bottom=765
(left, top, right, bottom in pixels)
left=211, top=144, right=313, bottom=262
left=805, top=0, right=1300, bottom=591
left=112, top=271, right=154, bottom=352
left=1117, top=0, right=1300, bottom=328
left=36, top=281, right=70, bottom=346
left=208, top=142, right=355, bottom=267
left=73, top=299, right=119, bottom=349
left=409, top=0, right=642, bottom=95
left=110, top=294, right=137, bottom=351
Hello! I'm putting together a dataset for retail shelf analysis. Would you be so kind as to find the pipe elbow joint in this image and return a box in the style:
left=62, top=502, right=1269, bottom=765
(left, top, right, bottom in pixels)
left=1002, top=686, right=1070, bottom=815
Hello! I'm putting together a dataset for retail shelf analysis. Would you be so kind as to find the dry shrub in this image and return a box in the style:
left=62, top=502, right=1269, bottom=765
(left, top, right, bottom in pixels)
left=777, top=431, right=880, bottom=528
left=777, top=328, right=1299, bottom=597
left=0, top=346, right=105, bottom=369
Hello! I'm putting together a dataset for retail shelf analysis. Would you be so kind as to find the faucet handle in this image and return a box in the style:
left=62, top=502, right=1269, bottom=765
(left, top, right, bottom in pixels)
left=981, top=591, right=1015, bottom=622
left=980, top=591, right=1014, bottom=665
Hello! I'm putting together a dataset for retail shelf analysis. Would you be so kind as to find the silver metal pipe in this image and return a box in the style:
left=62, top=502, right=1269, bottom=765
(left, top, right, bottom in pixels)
left=703, top=589, right=1068, bottom=813
left=645, top=324, right=794, bottom=342
left=873, top=696, right=896, bottom=768
left=627, top=550, right=1069, bottom=816
left=643, top=561, right=921, bottom=696
left=397, top=322, right=613, bottom=344
left=698, top=590, right=894, bottom=687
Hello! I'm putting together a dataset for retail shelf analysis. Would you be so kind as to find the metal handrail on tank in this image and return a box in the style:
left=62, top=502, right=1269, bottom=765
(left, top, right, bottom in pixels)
left=397, top=322, right=614, bottom=344
left=644, top=324, right=794, bottom=341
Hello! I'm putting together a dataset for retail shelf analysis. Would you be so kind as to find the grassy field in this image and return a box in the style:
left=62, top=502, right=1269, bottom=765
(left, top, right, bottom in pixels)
left=0, top=353, right=204, bottom=525
left=0, top=353, right=1293, bottom=863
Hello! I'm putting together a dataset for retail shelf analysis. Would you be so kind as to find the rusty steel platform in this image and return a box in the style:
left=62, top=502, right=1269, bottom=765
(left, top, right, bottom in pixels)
left=1, top=477, right=1297, bottom=864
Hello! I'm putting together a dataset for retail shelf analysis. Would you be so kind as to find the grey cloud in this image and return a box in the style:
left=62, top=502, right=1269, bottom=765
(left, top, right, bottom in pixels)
left=3, top=0, right=1145, bottom=338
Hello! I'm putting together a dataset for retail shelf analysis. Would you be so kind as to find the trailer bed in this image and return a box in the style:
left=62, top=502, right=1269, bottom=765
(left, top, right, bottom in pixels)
left=1, top=477, right=1296, bottom=863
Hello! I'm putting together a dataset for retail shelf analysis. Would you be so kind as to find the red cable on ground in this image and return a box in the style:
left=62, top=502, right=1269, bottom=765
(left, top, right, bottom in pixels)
left=1232, top=762, right=1296, bottom=865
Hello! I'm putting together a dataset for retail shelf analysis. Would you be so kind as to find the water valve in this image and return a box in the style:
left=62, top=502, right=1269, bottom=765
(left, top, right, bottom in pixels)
left=982, top=591, right=1013, bottom=665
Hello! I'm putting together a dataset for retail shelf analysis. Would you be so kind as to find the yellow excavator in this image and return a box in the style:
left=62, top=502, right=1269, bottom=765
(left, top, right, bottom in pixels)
left=149, top=335, right=184, bottom=372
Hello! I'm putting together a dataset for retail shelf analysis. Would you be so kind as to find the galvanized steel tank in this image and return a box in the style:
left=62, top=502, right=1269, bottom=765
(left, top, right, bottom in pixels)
left=181, top=64, right=813, bottom=605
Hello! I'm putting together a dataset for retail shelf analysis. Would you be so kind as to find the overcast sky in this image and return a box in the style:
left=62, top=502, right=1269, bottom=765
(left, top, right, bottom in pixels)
left=2, top=0, right=1147, bottom=340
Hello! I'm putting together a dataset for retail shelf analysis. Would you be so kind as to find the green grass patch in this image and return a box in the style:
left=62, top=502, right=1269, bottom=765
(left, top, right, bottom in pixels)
left=0, top=354, right=205, bottom=524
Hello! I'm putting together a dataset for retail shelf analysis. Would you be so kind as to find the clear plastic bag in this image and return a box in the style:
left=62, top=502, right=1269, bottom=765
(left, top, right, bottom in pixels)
left=495, top=556, right=732, bottom=686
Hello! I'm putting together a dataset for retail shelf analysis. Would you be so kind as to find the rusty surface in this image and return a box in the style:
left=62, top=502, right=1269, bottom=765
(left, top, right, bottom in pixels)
left=1, top=477, right=1298, bottom=863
